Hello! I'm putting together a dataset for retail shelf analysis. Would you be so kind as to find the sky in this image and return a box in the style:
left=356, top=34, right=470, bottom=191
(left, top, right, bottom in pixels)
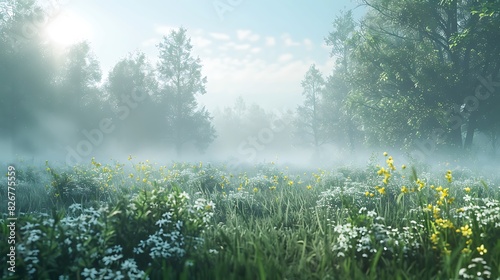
left=43, top=0, right=360, bottom=112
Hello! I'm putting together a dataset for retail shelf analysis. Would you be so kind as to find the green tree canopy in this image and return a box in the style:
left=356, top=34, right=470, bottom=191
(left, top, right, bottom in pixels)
left=157, top=27, right=216, bottom=154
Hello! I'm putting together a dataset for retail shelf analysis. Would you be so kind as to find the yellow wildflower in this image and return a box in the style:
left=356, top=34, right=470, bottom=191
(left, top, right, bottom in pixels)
left=376, top=186, right=386, bottom=195
left=439, top=188, right=449, bottom=200
left=464, top=187, right=471, bottom=193
left=477, top=244, right=487, bottom=255
left=401, top=186, right=408, bottom=193
left=386, top=156, right=395, bottom=170
left=461, top=247, right=471, bottom=254
left=456, top=224, right=472, bottom=238
left=445, top=170, right=452, bottom=183
left=430, top=233, right=439, bottom=244
left=416, top=179, right=425, bottom=191
left=436, top=218, right=453, bottom=229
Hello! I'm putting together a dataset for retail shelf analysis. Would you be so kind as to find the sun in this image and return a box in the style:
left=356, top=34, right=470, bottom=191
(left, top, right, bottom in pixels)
left=46, top=12, right=92, bottom=46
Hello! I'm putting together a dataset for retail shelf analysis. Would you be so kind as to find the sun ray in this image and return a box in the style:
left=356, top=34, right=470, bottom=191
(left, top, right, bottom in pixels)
left=45, top=11, right=92, bottom=46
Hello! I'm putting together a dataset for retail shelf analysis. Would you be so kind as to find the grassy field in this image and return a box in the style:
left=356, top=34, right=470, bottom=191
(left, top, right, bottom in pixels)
left=1, top=154, right=500, bottom=279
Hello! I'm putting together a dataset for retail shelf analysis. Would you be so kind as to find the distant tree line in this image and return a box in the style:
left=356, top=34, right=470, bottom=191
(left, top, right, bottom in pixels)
left=1, top=0, right=499, bottom=161
left=0, top=0, right=215, bottom=158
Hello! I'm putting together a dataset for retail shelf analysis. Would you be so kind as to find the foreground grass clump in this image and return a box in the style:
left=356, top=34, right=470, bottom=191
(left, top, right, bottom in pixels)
left=1, top=154, right=500, bottom=279
left=1, top=184, right=214, bottom=279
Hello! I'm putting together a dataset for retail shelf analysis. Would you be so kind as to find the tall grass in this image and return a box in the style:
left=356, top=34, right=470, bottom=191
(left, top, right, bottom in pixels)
left=1, top=155, right=499, bottom=279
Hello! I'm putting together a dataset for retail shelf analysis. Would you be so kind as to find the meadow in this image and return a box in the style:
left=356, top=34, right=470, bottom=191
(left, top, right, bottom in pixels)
left=1, top=154, right=500, bottom=279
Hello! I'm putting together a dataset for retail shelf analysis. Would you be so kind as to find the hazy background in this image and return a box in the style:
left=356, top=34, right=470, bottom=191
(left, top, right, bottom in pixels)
left=1, top=0, right=499, bottom=171
left=49, top=0, right=359, bottom=111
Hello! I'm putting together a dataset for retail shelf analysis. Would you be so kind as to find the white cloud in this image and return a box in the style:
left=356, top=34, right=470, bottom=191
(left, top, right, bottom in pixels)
left=191, top=36, right=212, bottom=48
left=155, top=25, right=177, bottom=35
left=250, top=47, right=261, bottom=53
left=141, top=38, right=159, bottom=47
left=237, top=29, right=260, bottom=42
left=282, top=33, right=300, bottom=47
left=220, top=42, right=252, bottom=51
left=210, top=32, right=231, bottom=41
left=236, top=29, right=250, bottom=40
left=278, top=53, right=293, bottom=62
left=303, top=38, right=313, bottom=50
left=151, top=27, right=211, bottom=49
left=265, top=36, right=276, bottom=46
left=321, top=42, right=331, bottom=53
left=197, top=53, right=336, bottom=111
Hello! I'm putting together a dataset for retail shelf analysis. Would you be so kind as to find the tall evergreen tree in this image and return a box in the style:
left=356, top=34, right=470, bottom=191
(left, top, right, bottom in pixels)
left=295, top=64, right=325, bottom=148
left=156, top=27, right=216, bottom=154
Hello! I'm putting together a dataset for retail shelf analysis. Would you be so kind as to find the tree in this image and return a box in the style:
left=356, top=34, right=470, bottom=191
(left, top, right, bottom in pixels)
left=342, top=0, right=500, bottom=152
left=105, top=52, right=162, bottom=151
left=55, top=41, right=102, bottom=105
left=324, top=10, right=361, bottom=151
left=0, top=0, right=59, bottom=153
left=295, top=64, right=325, bottom=148
left=53, top=41, right=104, bottom=129
left=157, top=27, right=216, bottom=154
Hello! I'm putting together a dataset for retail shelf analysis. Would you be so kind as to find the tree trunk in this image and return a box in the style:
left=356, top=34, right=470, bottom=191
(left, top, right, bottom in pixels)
left=346, top=118, right=355, bottom=152
left=447, top=123, right=463, bottom=149
left=464, top=111, right=478, bottom=150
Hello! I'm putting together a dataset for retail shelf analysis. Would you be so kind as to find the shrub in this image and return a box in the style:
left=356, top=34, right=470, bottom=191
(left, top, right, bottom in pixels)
left=1, top=185, right=215, bottom=279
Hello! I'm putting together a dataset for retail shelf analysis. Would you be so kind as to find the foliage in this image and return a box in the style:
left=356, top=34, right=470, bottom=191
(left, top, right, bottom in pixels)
left=336, top=0, right=500, bottom=151
left=104, top=52, right=163, bottom=150
left=2, top=155, right=500, bottom=279
left=1, top=183, right=214, bottom=279
left=44, top=159, right=121, bottom=208
left=294, top=64, right=327, bottom=147
left=157, top=27, right=216, bottom=154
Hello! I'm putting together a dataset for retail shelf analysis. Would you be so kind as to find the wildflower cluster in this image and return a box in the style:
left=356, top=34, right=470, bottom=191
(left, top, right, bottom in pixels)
left=432, top=185, right=453, bottom=206
left=244, top=174, right=275, bottom=192
left=4, top=183, right=215, bottom=279
left=2, top=156, right=500, bottom=279
left=366, top=153, right=399, bottom=197
left=14, top=205, right=148, bottom=279
left=355, top=154, right=499, bottom=277
left=45, top=159, right=124, bottom=206
left=445, top=170, right=452, bottom=183
left=331, top=208, right=421, bottom=260
left=317, top=182, right=372, bottom=211
left=459, top=257, right=492, bottom=279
